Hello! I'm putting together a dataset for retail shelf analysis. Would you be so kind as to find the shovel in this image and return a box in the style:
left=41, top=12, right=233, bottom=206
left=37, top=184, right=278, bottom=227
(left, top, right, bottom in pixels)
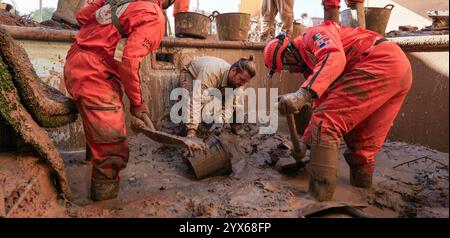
left=275, top=104, right=312, bottom=171
left=131, top=117, right=231, bottom=179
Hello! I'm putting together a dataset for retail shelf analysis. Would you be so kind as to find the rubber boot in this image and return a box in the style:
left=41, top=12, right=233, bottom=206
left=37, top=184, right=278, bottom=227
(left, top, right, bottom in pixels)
left=351, top=2, right=366, bottom=29
left=91, top=177, right=120, bottom=201
left=90, top=164, right=120, bottom=201
left=307, top=143, right=339, bottom=201
left=324, top=8, right=340, bottom=24
left=350, top=166, right=372, bottom=188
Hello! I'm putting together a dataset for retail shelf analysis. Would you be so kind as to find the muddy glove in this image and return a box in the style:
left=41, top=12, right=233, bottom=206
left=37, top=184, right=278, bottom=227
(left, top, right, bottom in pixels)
left=131, top=103, right=155, bottom=131
left=278, top=88, right=313, bottom=115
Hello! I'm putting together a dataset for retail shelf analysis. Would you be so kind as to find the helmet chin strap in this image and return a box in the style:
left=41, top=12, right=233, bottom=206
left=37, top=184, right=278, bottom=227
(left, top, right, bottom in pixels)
left=287, top=43, right=308, bottom=73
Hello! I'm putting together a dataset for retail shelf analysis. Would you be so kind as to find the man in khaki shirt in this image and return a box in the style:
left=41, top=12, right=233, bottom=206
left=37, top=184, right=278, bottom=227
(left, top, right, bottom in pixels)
left=179, top=56, right=256, bottom=138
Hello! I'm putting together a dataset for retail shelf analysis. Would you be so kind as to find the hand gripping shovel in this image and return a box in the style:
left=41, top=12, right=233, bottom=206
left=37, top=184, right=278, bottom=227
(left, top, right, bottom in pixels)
left=131, top=117, right=231, bottom=179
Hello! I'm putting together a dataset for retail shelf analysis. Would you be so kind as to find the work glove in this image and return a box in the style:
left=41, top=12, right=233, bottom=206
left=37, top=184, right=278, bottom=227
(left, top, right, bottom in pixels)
left=277, top=88, right=313, bottom=115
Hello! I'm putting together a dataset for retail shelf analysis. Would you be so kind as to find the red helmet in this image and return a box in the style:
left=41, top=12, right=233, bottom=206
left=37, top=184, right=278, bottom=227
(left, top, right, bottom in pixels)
left=263, top=33, right=291, bottom=76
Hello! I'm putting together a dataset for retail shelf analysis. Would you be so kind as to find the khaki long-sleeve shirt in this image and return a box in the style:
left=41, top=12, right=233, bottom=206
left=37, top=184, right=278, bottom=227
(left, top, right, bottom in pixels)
left=184, top=56, right=244, bottom=124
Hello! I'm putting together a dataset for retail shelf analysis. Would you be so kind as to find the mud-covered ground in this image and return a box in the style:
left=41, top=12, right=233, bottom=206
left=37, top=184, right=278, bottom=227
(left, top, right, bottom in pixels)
left=0, top=119, right=448, bottom=218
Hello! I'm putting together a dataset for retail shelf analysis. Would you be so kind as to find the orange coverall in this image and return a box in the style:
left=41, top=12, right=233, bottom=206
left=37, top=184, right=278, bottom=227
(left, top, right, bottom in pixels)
left=292, top=21, right=412, bottom=174
left=64, top=0, right=165, bottom=180
left=173, top=0, right=189, bottom=15
left=322, top=0, right=364, bottom=10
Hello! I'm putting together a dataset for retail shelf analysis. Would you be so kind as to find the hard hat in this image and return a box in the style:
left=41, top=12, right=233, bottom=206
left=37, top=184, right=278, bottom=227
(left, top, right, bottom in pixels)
left=263, top=32, right=290, bottom=77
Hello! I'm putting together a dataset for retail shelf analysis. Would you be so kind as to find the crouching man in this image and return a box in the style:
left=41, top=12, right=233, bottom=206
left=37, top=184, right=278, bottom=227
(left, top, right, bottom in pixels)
left=178, top=56, right=256, bottom=138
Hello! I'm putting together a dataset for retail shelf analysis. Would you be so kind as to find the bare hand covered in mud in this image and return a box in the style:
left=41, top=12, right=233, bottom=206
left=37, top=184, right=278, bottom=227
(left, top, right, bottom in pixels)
left=130, top=115, right=151, bottom=132
left=183, top=137, right=207, bottom=156
left=131, top=113, right=155, bottom=131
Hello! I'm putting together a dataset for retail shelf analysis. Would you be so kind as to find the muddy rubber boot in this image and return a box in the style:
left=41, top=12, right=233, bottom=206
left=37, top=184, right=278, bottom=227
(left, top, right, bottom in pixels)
left=324, top=8, right=340, bottom=24
left=91, top=178, right=120, bottom=201
left=351, top=2, right=366, bottom=28
left=308, top=143, right=339, bottom=201
left=350, top=166, right=372, bottom=188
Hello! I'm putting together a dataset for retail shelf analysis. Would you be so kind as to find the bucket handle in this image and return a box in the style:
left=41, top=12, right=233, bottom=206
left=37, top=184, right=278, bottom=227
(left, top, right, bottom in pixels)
left=384, top=4, right=395, bottom=10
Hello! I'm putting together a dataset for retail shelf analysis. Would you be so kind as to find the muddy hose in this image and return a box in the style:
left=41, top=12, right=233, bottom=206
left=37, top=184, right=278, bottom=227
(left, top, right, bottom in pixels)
left=0, top=57, right=72, bottom=200
left=0, top=27, right=77, bottom=128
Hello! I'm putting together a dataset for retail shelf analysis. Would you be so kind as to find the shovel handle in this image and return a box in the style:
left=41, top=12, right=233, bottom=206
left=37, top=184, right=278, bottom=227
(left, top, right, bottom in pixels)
left=137, top=127, right=189, bottom=148
left=286, top=113, right=301, bottom=153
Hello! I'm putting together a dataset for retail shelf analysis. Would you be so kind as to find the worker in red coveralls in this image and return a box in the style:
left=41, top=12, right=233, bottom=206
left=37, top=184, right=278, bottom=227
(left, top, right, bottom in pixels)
left=263, top=21, right=412, bottom=201
left=64, top=0, right=175, bottom=201
left=322, top=0, right=366, bottom=28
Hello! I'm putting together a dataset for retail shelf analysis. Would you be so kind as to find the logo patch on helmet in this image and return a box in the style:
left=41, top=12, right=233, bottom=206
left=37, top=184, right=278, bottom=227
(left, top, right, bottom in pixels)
left=313, top=32, right=331, bottom=49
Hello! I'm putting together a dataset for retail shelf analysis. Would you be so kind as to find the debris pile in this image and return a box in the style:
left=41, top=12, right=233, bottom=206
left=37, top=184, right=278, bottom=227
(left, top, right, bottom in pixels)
left=386, top=10, right=449, bottom=37
left=0, top=27, right=78, bottom=199
left=0, top=10, right=77, bottom=30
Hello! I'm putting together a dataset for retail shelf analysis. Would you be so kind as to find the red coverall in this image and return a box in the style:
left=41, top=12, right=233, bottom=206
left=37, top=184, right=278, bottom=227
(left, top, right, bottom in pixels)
left=292, top=21, right=412, bottom=173
left=173, top=0, right=189, bottom=15
left=64, top=0, right=165, bottom=180
left=322, top=0, right=364, bottom=10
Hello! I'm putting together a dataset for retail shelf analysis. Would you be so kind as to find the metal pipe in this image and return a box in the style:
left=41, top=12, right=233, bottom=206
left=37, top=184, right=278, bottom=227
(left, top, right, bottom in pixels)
left=389, top=35, right=450, bottom=52
left=0, top=25, right=78, bottom=42
left=161, top=37, right=266, bottom=50
left=1, top=24, right=449, bottom=52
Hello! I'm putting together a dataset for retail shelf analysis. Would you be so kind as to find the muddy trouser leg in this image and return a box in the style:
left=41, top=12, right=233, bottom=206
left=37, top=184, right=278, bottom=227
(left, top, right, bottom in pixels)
left=260, top=0, right=278, bottom=40
left=179, top=69, right=199, bottom=135
left=173, top=0, right=190, bottom=15
left=347, top=0, right=366, bottom=28
left=64, top=48, right=129, bottom=201
left=344, top=88, right=410, bottom=188
left=75, top=78, right=128, bottom=201
left=276, top=0, right=294, bottom=36
left=322, top=0, right=341, bottom=23
left=302, top=42, right=412, bottom=200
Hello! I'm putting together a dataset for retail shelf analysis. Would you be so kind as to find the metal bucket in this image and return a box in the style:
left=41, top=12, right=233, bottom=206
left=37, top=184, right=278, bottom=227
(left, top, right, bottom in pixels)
left=341, top=4, right=395, bottom=34
left=174, top=12, right=213, bottom=39
left=184, top=135, right=232, bottom=179
left=292, top=21, right=306, bottom=38
left=213, top=11, right=251, bottom=41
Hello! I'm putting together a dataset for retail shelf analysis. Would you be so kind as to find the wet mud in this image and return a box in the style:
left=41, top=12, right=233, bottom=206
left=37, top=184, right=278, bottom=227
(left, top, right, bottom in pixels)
left=0, top=27, right=77, bottom=128
left=1, top=118, right=447, bottom=218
